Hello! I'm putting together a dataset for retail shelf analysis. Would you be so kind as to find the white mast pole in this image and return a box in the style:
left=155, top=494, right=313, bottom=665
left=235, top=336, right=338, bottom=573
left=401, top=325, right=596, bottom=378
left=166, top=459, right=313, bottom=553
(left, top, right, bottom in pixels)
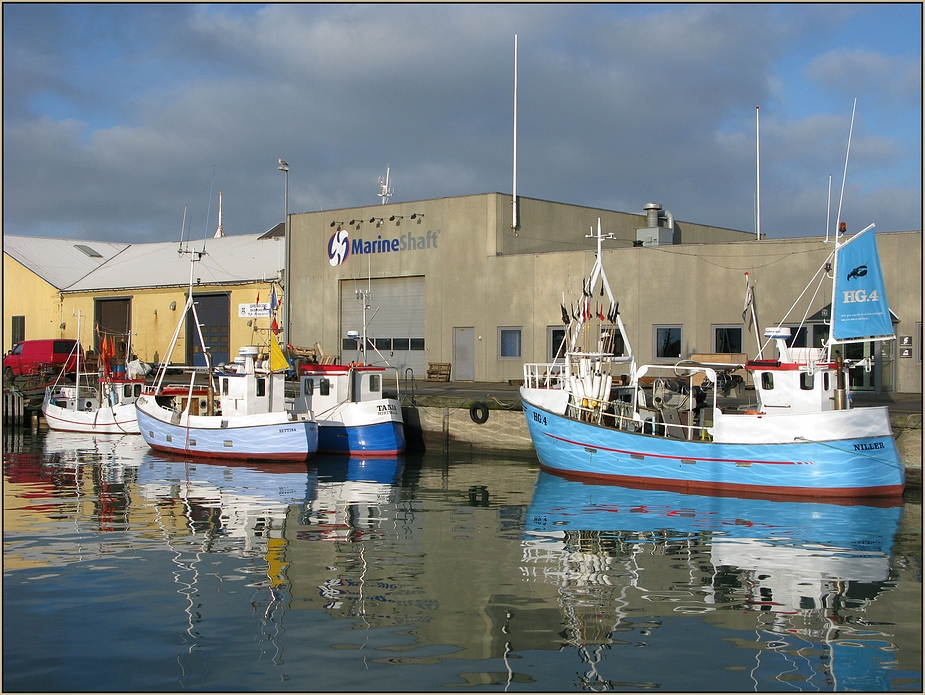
left=755, top=106, right=761, bottom=241
left=834, top=98, right=857, bottom=243
left=512, top=34, right=518, bottom=230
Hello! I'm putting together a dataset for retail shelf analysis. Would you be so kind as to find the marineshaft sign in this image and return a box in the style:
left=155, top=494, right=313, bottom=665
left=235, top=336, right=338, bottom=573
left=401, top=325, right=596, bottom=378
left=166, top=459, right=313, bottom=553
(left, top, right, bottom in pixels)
left=327, top=228, right=440, bottom=267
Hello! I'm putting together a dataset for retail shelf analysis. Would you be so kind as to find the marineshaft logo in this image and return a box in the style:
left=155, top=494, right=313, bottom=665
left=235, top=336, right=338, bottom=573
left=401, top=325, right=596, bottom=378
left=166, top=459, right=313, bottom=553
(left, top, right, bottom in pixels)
left=327, top=228, right=440, bottom=266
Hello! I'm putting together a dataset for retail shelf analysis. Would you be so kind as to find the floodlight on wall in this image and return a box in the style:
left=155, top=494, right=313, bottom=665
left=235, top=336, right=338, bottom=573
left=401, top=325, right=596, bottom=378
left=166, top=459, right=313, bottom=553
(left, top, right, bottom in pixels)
left=389, top=215, right=403, bottom=222
left=330, top=220, right=344, bottom=230
left=349, top=219, right=363, bottom=226
left=410, top=213, right=424, bottom=220
left=169, top=301, right=177, bottom=311
left=370, top=217, right=384, bottom=227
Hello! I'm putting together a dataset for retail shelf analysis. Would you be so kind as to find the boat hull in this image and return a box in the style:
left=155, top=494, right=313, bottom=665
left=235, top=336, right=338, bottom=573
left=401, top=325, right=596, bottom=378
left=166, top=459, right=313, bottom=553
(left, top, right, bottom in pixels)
left=317, top=419, right=406, bottom=456
left=42, top=398, right=139, bottom=434
left=522, top=399, right=905, bottom=498
left=136, top=397, right=318, bottom=461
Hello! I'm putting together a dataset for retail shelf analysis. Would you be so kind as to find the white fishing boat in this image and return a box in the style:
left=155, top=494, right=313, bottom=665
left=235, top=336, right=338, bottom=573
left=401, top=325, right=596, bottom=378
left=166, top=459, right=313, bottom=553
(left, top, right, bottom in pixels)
left=42, top=313, right=144, bottom=434
left=520, top=220, right=904, bottom=499
left=135, top=241, right=317, bottom=462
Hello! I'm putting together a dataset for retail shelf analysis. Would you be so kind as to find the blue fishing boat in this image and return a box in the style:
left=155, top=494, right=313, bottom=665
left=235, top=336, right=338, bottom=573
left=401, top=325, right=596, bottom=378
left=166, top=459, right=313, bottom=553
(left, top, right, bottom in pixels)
left=289, top=281, right=405, bottom=456
left=291, top=363, right=405, bottom=456
left=520, top=221, right=904, bottom=499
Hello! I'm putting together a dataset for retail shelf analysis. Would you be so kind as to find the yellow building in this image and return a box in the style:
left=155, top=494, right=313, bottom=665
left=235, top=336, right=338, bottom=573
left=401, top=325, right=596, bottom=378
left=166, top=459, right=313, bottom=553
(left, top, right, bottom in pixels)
left=4, top=232, right=286, bottom=367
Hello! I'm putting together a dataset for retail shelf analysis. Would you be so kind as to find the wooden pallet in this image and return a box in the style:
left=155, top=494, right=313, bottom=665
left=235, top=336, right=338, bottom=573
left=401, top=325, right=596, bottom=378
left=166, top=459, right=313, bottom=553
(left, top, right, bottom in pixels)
left=426, top=362, right=451, bottom=381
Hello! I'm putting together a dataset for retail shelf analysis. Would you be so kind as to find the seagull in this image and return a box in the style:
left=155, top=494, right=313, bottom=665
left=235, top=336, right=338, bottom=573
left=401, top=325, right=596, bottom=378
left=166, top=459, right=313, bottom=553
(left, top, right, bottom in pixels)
left=278, top=159, right=288, bottom=166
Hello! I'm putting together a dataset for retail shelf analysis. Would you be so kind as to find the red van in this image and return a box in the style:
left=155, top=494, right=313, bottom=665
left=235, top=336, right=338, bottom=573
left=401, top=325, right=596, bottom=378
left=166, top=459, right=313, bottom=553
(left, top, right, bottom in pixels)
left=3, top=339, right=83, bottom=380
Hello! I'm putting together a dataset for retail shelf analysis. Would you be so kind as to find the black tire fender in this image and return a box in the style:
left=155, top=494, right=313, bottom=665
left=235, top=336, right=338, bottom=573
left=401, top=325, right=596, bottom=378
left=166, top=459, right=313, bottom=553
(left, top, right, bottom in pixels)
left=469, top=402, right=489, bottom=424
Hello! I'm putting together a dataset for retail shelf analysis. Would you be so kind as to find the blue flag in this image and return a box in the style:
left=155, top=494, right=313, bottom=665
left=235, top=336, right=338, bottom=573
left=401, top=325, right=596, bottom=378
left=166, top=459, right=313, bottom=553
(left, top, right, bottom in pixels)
left=270, top=285, right=278, bottom=313
left=832, top=226, right=893, bottom=341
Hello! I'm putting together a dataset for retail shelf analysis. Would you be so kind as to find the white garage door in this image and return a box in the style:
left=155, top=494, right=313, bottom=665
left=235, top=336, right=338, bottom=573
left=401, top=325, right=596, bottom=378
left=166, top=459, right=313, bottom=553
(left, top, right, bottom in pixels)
left=340, top=276, right=427, bottom=378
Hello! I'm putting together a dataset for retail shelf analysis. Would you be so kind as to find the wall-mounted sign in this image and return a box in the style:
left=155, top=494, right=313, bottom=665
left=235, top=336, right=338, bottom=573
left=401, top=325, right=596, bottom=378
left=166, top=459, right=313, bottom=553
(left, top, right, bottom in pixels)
left=899, top=335, right=912, bottom=346
left=327, top=228, right=440, bottom=267
left=239, top=303, right=271, bottom=318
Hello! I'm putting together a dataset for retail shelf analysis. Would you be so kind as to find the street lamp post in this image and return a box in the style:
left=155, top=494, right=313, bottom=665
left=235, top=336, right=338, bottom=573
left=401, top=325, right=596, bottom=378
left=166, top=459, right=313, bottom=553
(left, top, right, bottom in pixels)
left=278, top=159, right=290, bottom=346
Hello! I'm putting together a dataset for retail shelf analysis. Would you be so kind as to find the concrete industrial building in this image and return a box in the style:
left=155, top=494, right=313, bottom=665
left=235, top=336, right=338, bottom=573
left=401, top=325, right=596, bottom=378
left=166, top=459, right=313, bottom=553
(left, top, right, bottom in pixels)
left=286, top=192, right=922, bottom=394
left=5, top=192, right=921, bottom=394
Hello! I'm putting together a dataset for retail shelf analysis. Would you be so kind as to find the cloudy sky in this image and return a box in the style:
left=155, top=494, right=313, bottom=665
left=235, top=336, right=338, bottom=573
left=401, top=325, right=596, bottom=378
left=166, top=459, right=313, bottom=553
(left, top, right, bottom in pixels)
left=3, top=3, right=921, bottom=243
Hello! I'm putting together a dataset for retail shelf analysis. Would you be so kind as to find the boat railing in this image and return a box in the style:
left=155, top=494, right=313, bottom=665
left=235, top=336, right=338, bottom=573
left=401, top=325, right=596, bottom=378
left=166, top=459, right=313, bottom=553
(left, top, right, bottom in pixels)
left=523, top=362, right=568, bottom=389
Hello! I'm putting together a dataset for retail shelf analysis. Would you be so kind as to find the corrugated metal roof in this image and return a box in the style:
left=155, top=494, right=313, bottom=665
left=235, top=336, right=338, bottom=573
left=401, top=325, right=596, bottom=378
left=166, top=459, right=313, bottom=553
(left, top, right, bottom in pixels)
left=63, top=233, right=285, bottom=292
left=4, top=236, right=130, bottom=289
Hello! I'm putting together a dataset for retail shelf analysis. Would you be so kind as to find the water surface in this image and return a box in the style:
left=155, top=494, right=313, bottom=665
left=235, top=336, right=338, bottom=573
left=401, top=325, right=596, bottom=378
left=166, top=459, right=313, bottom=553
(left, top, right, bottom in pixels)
left=3, top=429, right=921, bottom=691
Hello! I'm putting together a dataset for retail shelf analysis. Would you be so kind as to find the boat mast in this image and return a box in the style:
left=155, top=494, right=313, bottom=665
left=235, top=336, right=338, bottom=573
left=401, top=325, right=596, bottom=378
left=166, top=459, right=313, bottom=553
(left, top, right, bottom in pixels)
left=826, top=98, right=857, bottom=362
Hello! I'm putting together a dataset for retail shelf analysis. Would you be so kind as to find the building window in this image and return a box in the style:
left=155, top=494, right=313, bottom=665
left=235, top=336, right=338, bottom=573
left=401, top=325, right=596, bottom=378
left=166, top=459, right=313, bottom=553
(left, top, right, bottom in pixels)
left=11, top=316, right=25, bottom=345
left=499, top=327, right=522, bottom=359
left=410, top=338, right=425, bottom=351
left=547, top=326, right=566, bottom=361
left=393, top=338, right=410, bottom=351
left=342, top=338, right=358, bottom=351
left=784, top=326, right=808, bottom=348
left=374, top=338, right=391, bottom=351
left=654, top=326, right=682, bottom=359
left=713, top=326, right=742, bottom=354
left=601, top=325, right=625, bottom=357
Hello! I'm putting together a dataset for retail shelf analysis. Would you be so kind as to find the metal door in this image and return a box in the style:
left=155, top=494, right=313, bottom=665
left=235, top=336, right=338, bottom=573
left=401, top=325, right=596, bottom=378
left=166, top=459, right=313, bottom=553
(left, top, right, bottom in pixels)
left=453, top=327, right=475, bottom=381
left=187, top=293, right=230, bottom=367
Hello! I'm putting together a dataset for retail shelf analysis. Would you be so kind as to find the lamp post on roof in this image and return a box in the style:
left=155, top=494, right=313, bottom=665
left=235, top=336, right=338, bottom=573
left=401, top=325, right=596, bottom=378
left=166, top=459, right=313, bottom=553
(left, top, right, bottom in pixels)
left=278, top=159, right=290, bottom=346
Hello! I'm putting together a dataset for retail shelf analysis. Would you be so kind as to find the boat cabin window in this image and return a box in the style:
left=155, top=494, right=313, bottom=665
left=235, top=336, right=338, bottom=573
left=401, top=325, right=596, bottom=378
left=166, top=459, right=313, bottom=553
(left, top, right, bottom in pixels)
left=301, top=377, right=313, bottom=395
left=800, top=373, right=814, bottom=390
left=133, top=384, right=142, bottom=397
left=256, top=378, right=266, bottom=397
left=823, top=372, right=830, bottom=391
left=761, top=372, right=774, bottom=390
left=320, top=378, right=330, bottom=396
left=369, top=374, right=380, bottom=392
left=222, top=378, right=230, bottom=395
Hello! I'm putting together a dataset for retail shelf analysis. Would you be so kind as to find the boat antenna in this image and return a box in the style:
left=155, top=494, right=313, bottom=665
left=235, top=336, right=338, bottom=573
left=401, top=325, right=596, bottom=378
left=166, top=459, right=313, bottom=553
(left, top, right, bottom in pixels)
left=824, top=174, right=832, bottom=243
left=201, top=165, right=216, bottom=254
left=833, top=98, right=857, bottom=244
left=177, top=206, right=188, bottom=254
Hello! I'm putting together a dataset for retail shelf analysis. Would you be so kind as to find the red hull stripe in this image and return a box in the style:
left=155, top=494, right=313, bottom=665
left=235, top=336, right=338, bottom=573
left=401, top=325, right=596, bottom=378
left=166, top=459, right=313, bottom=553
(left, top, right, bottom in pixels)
left=539, top=464, right=904, bottom=500
left=543, top=432, right=797, bottom=466
left=147, top=442, right=308, bottom=462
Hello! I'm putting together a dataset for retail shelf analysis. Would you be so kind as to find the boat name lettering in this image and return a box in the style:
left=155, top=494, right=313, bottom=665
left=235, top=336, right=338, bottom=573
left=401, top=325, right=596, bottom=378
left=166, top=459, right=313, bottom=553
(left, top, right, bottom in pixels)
left=377, top=404, right=397, bottom=413
left=853, top=441, right=885, bottom=451
left=842, top=288, right=879, bottom=304
left=532, top=411, right=547, bottom=426
left=278, top=427, right=298, bottom=433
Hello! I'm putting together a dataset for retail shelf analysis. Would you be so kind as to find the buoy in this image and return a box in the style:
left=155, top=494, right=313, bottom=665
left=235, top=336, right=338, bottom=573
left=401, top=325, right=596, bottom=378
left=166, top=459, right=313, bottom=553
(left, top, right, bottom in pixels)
left=469, top=402, right=489, bottom=424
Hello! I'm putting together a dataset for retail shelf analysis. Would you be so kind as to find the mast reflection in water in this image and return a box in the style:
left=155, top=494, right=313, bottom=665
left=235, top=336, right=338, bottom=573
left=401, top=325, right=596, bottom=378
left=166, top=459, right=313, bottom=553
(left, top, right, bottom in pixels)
left=2, top=429, right=920, bottom=692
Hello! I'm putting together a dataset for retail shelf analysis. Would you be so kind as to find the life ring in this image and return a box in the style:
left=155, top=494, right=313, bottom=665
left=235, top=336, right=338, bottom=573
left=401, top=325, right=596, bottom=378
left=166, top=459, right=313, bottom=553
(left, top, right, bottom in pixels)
left=469, top=402, right=490, bottom=424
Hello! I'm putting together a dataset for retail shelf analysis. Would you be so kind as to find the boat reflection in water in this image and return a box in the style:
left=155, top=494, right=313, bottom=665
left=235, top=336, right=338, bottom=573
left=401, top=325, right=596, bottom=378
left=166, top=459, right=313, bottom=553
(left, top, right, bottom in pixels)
left=523, top=470, right=903, bottom=691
